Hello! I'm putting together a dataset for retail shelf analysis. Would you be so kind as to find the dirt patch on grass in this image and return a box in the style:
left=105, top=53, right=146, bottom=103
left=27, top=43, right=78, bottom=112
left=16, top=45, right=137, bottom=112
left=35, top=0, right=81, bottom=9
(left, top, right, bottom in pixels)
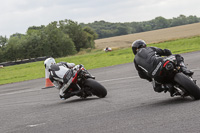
left=95, top=23, right=200, bottom=49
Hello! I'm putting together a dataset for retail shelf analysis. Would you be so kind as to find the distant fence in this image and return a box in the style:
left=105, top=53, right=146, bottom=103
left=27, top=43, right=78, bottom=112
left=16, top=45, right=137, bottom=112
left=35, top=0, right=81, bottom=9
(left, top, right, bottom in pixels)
left=0, top=56, right=49, bottom=67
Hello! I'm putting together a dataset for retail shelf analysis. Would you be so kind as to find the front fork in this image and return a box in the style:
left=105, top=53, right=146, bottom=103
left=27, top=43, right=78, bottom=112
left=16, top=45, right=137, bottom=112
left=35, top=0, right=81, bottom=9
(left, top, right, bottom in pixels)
left=75, top=82, right=92, bottom=98
left=173, top=85, right=185, bottom=96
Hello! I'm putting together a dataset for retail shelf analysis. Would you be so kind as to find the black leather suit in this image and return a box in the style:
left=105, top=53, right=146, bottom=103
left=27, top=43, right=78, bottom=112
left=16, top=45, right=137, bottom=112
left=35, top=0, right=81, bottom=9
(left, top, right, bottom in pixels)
left=133, top=45, right=192, bottom=94
left=134, top=47, right=172, bottom=81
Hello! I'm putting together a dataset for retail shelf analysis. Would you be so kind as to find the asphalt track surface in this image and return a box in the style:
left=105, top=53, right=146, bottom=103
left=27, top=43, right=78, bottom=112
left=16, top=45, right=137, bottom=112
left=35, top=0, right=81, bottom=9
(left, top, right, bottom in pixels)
left=0, top=51, right=200, bottom=133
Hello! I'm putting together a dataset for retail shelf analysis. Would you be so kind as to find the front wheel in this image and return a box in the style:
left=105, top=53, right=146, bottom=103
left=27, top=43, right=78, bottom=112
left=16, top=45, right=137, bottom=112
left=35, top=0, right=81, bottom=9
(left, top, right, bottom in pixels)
left=174, top=73, right=200, bottom=100
left=84, top=79, right=107, bottom=98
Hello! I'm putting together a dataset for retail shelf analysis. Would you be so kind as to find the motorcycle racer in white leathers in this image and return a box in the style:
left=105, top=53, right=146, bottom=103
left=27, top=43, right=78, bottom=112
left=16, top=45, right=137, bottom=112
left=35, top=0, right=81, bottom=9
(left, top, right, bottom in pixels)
left=44, top=57, right=80, bottom=99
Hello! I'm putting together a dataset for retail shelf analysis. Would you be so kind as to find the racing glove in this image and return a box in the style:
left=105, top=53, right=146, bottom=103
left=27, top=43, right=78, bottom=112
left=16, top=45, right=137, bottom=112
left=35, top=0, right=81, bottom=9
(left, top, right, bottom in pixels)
left=163, top=49, right=172, bottom=56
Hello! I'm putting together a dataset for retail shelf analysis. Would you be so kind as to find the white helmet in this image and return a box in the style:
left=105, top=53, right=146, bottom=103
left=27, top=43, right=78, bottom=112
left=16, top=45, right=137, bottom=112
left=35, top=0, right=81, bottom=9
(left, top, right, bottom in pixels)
left=44, top=57, right=56, bottom=70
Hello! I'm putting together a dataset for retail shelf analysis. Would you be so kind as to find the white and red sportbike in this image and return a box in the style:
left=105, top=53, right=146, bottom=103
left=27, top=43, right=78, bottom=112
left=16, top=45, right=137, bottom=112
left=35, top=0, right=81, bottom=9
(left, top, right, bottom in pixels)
left=69, top=65, right=107, bottom=99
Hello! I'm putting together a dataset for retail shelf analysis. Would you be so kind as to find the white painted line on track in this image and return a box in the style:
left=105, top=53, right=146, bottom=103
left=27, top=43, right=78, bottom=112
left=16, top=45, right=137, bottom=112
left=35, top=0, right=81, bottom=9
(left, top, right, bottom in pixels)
left=0, top=76, right=139, bottom=96
left=0, top=88, right=41, bottom=96
left=98, top=76, right=139, bottom=83
left=97, top=68, right=200, bottom=83
left=26, top=123, right=46, bottom=128
left=192, top=68, right=200, bottom=71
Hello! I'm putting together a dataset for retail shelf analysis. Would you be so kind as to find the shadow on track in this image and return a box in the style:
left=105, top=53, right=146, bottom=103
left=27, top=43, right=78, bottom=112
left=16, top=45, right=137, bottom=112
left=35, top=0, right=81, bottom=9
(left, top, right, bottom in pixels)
left=149, top=97, right=194, bottom=107
left=126, top=97, right=197, bottom=113
left=63, top=97, right=100, bottom=104
left=35, top=97, right=104, bottom=111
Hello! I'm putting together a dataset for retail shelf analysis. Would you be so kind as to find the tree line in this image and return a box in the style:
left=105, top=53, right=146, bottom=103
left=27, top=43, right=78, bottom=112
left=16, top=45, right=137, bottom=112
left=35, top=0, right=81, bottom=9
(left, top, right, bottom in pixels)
left=81, top=15, right=200, bottom=39
left=0, top=20, right=97, bottom=63
left=0, top=15, right=199, bottom=63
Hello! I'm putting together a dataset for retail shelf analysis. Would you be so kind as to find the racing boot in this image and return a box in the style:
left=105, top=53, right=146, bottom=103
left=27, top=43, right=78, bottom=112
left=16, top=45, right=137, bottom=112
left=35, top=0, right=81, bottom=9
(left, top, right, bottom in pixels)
left=152, top=80, right=166, bottom=93
left=163, top=83, right=175, bottom=97
left=60, top=93, right=71, bottom=100
left=60, top=90, right=82, bottom=100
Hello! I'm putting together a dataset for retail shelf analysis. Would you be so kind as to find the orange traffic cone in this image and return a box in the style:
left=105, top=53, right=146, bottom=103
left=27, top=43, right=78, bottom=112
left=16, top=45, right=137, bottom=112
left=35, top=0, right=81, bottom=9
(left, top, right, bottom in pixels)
left=45, top=78, right=54, bottom=88
left=42, top=69, right=54, bottom=89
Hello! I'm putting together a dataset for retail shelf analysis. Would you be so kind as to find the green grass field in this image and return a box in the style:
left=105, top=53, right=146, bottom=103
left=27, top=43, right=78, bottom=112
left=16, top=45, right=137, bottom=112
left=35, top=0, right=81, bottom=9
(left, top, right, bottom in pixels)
left=0, top=36, right=200, bottom=85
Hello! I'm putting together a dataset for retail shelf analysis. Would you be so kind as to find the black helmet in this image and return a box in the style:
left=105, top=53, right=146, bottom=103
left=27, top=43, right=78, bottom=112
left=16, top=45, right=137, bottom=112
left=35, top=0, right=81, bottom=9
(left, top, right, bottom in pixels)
left=131, top=39, right=147, bottom=55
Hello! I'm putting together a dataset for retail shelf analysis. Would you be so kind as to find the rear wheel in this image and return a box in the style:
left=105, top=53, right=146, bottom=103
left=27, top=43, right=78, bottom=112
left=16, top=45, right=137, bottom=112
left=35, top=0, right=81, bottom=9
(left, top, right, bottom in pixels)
left=84, top=79, right=107, bottom=98
left=174, top=73, right=200, bottom=100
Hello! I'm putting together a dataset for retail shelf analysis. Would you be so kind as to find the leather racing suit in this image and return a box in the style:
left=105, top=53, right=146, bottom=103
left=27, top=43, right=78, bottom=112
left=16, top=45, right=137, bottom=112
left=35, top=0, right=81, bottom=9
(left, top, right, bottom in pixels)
left=134, top=46, right=193, bottom=93
left=49, top=62, right=77, bottom=99
left=134, top=47, right=173, bottom=92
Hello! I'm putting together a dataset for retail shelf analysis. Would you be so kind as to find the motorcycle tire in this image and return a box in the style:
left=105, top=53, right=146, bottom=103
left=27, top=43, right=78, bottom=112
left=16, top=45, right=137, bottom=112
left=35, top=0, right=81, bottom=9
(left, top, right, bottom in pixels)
left=174, top=73, right=200, bottom=100
left=84, top=79, right=107, bottom=98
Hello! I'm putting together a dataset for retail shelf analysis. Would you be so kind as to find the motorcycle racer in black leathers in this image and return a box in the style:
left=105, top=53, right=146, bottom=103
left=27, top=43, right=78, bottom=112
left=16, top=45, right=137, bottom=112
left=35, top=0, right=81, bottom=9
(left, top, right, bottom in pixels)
left=132, top=39, right=194, bottom=94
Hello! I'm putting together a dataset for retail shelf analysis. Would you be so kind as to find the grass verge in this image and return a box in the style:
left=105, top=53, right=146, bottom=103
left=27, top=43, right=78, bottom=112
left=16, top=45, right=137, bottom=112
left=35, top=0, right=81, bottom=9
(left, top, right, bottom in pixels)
left=0, top=36, right=200, bottom=85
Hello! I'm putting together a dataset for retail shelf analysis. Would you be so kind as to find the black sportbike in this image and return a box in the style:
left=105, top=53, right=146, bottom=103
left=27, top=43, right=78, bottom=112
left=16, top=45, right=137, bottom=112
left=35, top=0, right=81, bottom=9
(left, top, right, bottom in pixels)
left=159, top=55, right=200, bottom=100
